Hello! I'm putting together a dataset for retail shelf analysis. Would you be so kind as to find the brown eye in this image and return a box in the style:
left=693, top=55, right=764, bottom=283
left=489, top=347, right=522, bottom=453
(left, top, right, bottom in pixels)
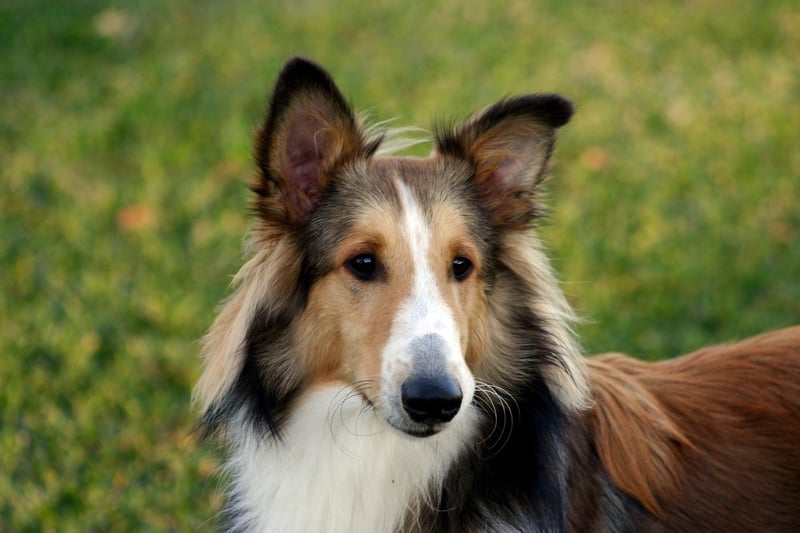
left=452, top=257, right=473, bottom=281
left=346, top=254, right=379, bottom=281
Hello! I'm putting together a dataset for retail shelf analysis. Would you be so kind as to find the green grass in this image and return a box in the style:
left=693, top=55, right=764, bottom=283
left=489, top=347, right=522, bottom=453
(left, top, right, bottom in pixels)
left=2, top=0, right=798, bottom=529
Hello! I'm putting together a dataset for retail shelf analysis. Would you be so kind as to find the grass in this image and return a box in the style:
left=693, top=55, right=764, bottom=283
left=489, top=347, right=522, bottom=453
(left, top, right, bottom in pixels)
left=1, top=0, right=798, bottom=529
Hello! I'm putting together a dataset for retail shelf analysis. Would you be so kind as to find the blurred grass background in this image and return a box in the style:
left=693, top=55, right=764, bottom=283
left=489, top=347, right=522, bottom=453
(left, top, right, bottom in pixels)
left=1, top=0, right=798, bottom=529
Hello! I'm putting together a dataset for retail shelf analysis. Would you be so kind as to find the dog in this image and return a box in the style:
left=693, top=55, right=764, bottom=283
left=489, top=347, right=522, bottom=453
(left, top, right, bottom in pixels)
left=195, top=56, right=800, bottom=532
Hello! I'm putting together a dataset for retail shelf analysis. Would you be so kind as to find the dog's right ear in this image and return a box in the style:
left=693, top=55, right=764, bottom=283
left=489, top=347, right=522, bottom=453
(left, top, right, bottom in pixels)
left=252, top=57, right=374, bottom=228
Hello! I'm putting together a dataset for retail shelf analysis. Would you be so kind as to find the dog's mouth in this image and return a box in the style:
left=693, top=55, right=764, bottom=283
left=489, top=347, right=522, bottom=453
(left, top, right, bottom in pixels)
left=382, top=396, right=463, bottom=439
left=387, top=418, right=444, bottom=438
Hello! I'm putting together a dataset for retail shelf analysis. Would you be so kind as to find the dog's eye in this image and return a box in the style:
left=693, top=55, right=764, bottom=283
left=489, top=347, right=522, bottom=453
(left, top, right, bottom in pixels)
left=452, top=257, right=473, bottom=281
left=346, top=254, right=379, bottom=281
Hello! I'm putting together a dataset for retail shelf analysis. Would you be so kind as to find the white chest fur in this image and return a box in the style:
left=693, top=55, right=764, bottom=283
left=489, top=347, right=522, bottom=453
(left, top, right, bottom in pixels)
left=226, top=384, right=478, bottom=533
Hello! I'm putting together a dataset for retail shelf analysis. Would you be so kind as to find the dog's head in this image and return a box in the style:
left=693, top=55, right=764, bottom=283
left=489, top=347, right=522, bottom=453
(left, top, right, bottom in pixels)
left=197, top=57, right=588, bottom=438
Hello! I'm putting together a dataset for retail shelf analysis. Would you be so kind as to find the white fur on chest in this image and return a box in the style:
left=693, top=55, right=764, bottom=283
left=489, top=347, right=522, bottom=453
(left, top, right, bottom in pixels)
left=227, top=384, right=477, bottom=533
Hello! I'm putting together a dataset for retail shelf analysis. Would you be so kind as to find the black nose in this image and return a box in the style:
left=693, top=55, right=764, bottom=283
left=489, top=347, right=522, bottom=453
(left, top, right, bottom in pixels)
left=401, top=375, right=463, bottom=424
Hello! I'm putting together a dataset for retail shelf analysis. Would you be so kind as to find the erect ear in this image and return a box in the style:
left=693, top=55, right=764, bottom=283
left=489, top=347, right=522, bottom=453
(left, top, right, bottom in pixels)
left=252, top=57, right=377, bottom=228
left=435, top=94, right=573, bottom=229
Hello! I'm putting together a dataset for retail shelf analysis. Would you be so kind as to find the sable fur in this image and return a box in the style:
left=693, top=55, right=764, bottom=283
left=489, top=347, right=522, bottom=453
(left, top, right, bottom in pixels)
left=571, top=328, right=800, bottom=531
left=196, top=56, right=800, bottom=532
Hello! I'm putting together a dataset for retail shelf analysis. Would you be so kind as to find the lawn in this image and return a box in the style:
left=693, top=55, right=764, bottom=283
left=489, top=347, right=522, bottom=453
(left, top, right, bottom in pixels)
left=1, top=0, right=798, bottom=529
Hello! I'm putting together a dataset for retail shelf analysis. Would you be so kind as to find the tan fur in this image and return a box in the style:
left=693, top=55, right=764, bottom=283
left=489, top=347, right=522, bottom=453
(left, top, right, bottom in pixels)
left=194, top=231, right=301, bottom=411
left=295, top=200, right=414, bottom=394
left=587, top=356, right=693, bottom=516
left=482, top=230, right=591, bottom=411
left=585, top=326, right=800, bottom=525
left=426, top=200, right=487, bottom=369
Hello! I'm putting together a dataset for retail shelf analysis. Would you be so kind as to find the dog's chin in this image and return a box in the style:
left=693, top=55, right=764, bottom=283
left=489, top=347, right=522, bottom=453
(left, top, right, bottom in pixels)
left=387, top=418, right=446, bottom=438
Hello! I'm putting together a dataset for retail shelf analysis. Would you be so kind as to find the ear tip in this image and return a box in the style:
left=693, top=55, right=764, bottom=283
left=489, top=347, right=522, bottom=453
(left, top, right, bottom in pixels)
left=471, top=94, right=575, bottom=134
left=531, top=93, right=574, bottom=128
left=280, top=56, right=325, bottom=77
left=273, top=56, right=335, bottom=94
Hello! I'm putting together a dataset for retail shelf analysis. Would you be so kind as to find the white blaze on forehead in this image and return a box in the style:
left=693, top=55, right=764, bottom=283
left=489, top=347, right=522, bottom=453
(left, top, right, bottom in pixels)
left=394, top=179, right=456, bottom=344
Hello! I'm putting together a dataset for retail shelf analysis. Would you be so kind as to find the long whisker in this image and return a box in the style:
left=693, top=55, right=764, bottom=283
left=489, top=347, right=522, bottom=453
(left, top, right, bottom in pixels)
left=474, top=380, right=519, bottom=458
left=325, top=380, right=384, bottom=455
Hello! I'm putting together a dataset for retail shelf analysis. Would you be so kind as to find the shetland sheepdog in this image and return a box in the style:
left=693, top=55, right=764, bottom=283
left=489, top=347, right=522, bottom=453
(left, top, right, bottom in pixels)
left=196, top=57, right=800, bottom=532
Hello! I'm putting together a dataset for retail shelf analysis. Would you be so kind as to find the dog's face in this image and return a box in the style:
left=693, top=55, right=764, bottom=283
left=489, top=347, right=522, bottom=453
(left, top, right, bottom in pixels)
left=295, top=156, right=494, bottom=436
left=198, top=57, right=576, bottom=438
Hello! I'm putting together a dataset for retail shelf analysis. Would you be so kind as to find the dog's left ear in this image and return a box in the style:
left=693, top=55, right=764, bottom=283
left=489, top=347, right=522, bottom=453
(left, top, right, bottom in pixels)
left=253, top=57, right=375, bottom=228
left=435, top=95, right=573, bottom=229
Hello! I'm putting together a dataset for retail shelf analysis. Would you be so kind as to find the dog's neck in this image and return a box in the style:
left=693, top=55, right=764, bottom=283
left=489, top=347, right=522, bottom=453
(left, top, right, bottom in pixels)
left=224, top=384, right=479, bottom=533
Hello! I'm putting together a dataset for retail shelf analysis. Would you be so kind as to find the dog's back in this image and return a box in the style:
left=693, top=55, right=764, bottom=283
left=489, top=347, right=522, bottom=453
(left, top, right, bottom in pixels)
left=572, top=326, right=800, bottom=531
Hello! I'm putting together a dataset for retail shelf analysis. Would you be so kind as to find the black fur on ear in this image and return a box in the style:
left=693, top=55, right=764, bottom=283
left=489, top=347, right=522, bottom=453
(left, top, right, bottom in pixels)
left=435, top=94, right=574, bottom=229
left=252, top=57, right=380, bottom=229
